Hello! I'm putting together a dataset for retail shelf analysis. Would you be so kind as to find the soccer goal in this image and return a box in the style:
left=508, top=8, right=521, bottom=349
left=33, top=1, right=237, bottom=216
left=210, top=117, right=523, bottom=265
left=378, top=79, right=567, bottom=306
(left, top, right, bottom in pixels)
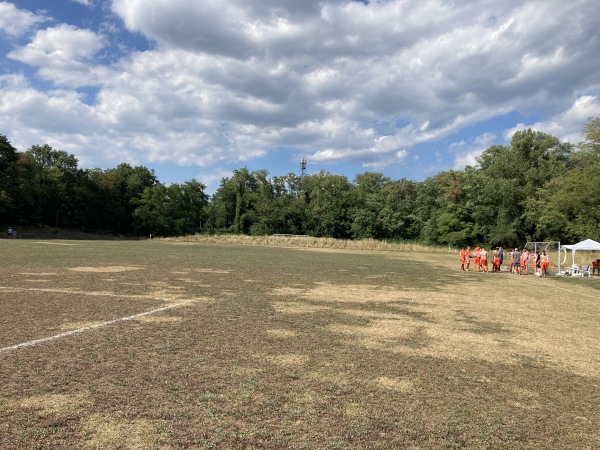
left=525, top=241, right=562, bottom=275
left=271, top=234, right=310, bottom=248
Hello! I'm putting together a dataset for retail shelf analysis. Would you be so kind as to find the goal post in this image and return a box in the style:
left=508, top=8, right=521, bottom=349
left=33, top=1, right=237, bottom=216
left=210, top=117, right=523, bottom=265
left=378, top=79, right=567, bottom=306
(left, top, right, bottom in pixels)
left=525, top=241, right=562, bottom=275
left=271, top=234, right=309, bottom=248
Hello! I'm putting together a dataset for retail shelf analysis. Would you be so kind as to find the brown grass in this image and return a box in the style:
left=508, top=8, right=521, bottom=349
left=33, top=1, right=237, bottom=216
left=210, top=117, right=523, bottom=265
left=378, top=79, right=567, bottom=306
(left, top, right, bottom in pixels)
left=83, top=414, right=162, bottom=449
left=68, top=266, right=144, bottom=273
left=168, top=233, right=452, bottom=253
left=1, top=239, right=599, bottom=449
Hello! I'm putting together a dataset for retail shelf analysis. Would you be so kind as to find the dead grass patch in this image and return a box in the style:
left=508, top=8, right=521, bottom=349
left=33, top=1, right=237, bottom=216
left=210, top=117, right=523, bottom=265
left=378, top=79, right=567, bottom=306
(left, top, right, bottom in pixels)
left=11, top=393, right=90, bottom=416
left=83, top=414, right=161, bottom=449
left=20, top=272, right=57, bottom=276
left=323, top=277, right=600, bottom=377
left=306, top=370, right=351, bottom=386
left=274, top=282, right=415, bottom=304
left=375, top=376, right=415, bottom=393
left=136, top=316, right=183, bottom=324
left=344, top=402, right=367, bottom=418
left=266, top=328, right=298, bottom=338
left=32, top=242, right=77, bottom=246
left=272, top=301, right=331, bottom=315
left=197, top=268, right=231, bottom=274
left=258, top=352, right=310, bottom=367
left=57, top=321, right=103, bottom=331
left=69, top=266, right=143, bottom=273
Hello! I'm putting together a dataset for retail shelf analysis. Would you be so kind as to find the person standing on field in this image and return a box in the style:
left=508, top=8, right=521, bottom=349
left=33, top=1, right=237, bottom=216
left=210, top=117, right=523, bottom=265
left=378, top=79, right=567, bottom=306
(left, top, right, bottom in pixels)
left=512, top=248, right=521, bottom=274
left=480, top=248, right=489, bottom=272
left=533, top=251, right=541, bottom=275
left=540, top=251, right=549, bottom=277
left=492, top=248, right=501, bottom=272
left=520, top=247, right=529, bottom=275
left=465, top=246, right=471, bottom=271
left=473, top=246, right=480, bottom=272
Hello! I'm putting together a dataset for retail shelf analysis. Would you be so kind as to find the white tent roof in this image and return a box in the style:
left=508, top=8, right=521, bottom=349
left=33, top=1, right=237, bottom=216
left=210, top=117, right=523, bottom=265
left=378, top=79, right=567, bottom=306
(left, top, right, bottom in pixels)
left=561, top=239, right=600, bottom=269
left=562, top=239, right=600, bottom=251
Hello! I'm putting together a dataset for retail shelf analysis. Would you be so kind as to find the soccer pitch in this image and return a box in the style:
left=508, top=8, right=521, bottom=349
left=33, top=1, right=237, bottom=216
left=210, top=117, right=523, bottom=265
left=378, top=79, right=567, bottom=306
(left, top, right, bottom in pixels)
left=1, top=239, right=599, bottom=448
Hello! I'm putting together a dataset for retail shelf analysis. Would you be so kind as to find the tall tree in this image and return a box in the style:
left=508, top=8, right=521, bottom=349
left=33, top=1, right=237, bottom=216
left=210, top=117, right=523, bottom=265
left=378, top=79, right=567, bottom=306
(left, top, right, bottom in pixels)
left=475, top=130, right=572, bottom=245
left=0, top=135, right=19, bottom=221
left=23, top=144, right=82, bottom=228
left=303, top=171, right=353, bottom=238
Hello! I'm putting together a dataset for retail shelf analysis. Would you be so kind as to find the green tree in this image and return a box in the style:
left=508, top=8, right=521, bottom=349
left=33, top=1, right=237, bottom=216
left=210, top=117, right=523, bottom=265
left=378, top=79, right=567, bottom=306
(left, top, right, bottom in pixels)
left=303, top=171, right=352, bottom=238
left=579, top=117, right=600, bottom=154
left=0, top=135, right=19, bottom=221
left=525, top=118, right=600, bottom=242
left=23, top=144, right=82, bottom=228
left=475, top=130, right=572, bottom=246
left=99, top=163, right=158, bottom=233
left=165, top=180, right=209, bottom=235
left=132, top=183, right=170, bottom=236
left=350, top=172, right=390, bottom=239
left=424, top=170, right=473, bottom=247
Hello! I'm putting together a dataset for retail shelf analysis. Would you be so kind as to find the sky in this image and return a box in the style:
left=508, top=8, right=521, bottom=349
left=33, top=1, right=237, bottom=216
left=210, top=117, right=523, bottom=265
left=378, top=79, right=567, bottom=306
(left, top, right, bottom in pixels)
left=1, top=0, right=599, bottom=193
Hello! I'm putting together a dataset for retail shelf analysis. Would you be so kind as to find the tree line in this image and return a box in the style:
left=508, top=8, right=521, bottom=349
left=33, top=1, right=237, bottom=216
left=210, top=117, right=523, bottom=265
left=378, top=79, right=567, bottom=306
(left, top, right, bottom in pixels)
left=1, top=118, right=599, bottom=247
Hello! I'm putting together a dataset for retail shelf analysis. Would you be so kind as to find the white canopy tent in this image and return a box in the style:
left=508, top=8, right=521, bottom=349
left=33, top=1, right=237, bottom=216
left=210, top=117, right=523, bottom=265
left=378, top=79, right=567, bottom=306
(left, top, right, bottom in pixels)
left=561, top=239, right=600, bottom=269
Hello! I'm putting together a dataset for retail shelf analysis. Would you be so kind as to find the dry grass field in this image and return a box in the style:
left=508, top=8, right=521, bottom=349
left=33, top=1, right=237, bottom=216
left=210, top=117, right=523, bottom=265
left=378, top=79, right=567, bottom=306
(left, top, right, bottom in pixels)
left=1, top=239, right=599, bottom=449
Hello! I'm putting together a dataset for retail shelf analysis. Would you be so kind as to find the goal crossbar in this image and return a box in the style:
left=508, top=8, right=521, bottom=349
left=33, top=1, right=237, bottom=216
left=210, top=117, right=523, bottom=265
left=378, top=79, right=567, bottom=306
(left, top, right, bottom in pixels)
left=525, top=241, right=562, bottom=274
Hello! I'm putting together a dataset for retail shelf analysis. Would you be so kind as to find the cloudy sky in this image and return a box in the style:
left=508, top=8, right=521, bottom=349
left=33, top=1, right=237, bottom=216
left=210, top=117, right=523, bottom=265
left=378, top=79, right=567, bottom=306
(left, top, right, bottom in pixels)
left=1, top=0, right=599, bottom=192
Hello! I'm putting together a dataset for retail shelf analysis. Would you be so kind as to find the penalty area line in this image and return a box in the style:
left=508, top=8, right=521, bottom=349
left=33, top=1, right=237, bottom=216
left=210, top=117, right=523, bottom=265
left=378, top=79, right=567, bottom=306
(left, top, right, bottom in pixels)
left=0, top=303, right=184, bottom=355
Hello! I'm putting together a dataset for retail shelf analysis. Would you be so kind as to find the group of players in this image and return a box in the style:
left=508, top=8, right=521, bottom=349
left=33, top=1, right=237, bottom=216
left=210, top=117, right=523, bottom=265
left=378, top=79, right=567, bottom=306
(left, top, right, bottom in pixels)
left=459, top=246, right=550, bottom=276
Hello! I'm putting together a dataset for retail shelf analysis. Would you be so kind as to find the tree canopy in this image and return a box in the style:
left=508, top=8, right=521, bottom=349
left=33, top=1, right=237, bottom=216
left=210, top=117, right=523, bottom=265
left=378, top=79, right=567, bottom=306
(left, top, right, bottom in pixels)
left=2, top=120, right=599, bottom=246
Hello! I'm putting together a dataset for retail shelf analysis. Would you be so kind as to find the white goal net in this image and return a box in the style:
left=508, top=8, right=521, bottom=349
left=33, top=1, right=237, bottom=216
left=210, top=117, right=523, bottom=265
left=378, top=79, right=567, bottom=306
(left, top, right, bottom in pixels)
left=525, top=241, right=561, bottom=275
left=271, top=234, right=309, bottom=248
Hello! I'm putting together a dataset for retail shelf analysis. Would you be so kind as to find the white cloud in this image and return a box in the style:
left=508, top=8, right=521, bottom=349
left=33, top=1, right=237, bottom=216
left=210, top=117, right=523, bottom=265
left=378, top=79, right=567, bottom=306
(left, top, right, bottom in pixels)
left=0, top=2, right=47, bottom=37
left=1, top=0, right=599, bottom=180
left=8, top=24, right=105, bottom=87
left=71, top=0, right=95, bottom=7
left=451, top=132, right=499, bottom=170
left=505, top=96, right=600, bottom=144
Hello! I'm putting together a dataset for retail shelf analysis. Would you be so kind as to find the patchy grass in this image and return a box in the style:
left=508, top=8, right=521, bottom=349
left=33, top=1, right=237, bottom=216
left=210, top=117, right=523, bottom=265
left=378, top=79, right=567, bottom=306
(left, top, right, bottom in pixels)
left=1, top=239, right=599, bottom=449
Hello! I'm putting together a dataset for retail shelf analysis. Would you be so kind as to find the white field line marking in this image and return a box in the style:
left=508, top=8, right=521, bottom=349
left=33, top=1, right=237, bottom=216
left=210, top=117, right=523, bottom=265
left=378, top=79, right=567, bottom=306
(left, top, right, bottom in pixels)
left=0, top=303, right=185, bottom=355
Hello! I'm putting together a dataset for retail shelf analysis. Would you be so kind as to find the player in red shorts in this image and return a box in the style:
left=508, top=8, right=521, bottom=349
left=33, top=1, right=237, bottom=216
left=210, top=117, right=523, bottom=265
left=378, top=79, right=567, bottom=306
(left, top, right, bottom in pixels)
left=492, top=248, right=501, bottom=272
left=473, top=247, right=481, bottom=272
left=480, top=248, right=489, bottom=272
left=465, top=246, right=471, bottom=271
left=540, top=251, right=549, bottom=277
